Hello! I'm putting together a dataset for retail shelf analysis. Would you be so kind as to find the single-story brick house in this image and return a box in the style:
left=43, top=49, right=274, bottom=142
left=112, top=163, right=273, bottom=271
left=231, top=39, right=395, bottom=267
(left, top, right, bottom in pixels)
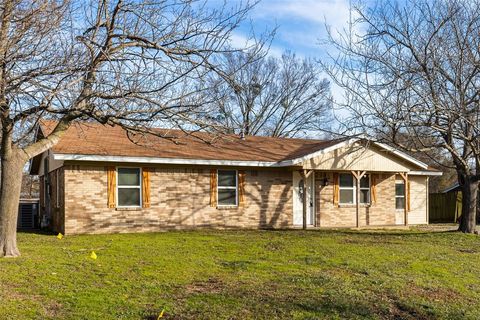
left=29, top=121, right=441, bottom=234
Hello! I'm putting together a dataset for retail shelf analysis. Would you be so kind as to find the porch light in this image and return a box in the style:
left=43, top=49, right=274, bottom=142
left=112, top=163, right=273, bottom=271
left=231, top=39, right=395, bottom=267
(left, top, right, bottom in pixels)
left=322, top=177, right=329, bottom=187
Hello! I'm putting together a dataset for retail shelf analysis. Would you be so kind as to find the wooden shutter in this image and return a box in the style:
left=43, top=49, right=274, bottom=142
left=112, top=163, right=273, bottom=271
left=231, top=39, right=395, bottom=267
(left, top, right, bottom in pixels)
left=238, top=170, right=246, bottom=206
left=142, top=168, right=151, bottom=208
left=210, top=169, right=217, bottom=207
left=107, top=166, right=116, bottom=208
left=333, top=173, right=339, bottom=205
left=407, top=181, right=411, bottom=211
left=371, top=174, right=377, bottom=204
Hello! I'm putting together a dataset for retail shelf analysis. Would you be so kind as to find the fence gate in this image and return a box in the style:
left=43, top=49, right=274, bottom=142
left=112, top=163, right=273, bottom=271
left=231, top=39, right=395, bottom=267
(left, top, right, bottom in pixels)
left=429, top=192, right=461, bottom=223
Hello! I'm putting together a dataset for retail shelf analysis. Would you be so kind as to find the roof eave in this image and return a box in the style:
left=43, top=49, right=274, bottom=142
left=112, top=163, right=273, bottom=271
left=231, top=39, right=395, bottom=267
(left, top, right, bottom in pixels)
left=54, top=153, right=294, bottom=167
left=408, top=170, right=443, bottom=176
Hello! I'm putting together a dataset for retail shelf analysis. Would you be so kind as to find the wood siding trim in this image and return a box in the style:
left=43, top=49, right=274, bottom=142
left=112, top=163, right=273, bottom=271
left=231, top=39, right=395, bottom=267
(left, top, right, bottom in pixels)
left=106, top=166, right=116, bottom=208
left=210, top=169, right=217, bottom=207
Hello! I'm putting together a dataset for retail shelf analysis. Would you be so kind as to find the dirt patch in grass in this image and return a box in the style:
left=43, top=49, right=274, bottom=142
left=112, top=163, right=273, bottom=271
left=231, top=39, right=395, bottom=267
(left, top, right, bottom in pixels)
left=142, top=311, right=178, bottom=320
left=380, top=284, right=465, bottom=320
left=263, top=241, right=285, bottom=251
left=218, top=260, right=252, bottom=270
left=43, top=301, right=63, bottom=318
left=406, top=283, right=462, bottom=302
left=185, top=278, right=224, bottom=294
left=388, top=300, right=431, bottom=320
left=458, top=248, right=478, bottom=254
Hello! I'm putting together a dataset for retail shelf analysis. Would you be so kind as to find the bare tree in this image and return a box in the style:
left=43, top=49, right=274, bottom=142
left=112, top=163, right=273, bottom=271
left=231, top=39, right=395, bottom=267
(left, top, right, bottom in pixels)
left=21, top=174, right=39, bottom=199
left=0, top=0, right=256, bottom=257
left=207, top=50, right=332, bottom=137
left=323, top=0, right=480, bottom=233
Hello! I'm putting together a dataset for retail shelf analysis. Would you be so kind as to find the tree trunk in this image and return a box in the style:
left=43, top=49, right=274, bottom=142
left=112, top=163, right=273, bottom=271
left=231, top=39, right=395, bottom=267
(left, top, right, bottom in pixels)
left=0, top=150, right=26, bottom=257
left=477, top=161, right=480, bottom=225
left=458, top=175, right=478, bottom=234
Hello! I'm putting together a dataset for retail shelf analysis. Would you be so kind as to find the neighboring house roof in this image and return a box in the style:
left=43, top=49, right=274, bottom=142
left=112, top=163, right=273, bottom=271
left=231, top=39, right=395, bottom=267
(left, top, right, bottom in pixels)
left=442, top=183, right=460, bottom=193
left=31, top=120, right=440, bottom=174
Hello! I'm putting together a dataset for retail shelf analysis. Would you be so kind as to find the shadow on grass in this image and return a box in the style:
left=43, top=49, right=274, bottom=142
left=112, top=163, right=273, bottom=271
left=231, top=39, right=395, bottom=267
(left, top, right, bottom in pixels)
left=17, top=229, right=55, bottom=235
left=263, top=228, right=460, bottom=237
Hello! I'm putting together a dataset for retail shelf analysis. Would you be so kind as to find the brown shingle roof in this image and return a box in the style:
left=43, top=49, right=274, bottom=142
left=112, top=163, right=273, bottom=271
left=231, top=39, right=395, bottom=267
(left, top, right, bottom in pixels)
left=40, top=121, right=342, bottom=163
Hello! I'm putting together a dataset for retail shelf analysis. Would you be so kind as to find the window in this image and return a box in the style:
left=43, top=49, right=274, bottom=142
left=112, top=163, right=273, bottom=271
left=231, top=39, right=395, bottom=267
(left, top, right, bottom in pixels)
left=117, top=168, right=141, bottom=207
left=339, top=173, right=370, bottom=204
left=359, top=174, right=370, bottom=204
left=395, top=179, right=405, bottom=209
left=339, top=173, right=355, bottom=204
left=217, top=170, right=237, bottom=206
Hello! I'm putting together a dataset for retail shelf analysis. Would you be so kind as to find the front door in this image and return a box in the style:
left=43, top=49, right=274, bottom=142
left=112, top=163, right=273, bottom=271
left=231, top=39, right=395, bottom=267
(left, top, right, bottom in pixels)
left=293, top=171, right=315, bottom=226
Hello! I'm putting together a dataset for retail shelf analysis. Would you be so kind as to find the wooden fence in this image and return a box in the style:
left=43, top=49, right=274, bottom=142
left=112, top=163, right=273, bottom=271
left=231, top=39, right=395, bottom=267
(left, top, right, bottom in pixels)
left=429, top=192, right=462, bottom=223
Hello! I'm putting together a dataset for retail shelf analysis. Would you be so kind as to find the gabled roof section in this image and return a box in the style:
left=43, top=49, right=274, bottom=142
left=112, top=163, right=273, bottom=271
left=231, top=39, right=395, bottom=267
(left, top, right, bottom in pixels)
left=37, top=121, right=434, bottom=172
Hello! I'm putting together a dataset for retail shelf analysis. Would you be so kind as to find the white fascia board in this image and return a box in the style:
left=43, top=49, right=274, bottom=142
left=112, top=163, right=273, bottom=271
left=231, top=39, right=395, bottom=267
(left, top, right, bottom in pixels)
left=372, top=142, right=429, bottom=170
left=408, top=170, right=443, bottom=176
left=289, top=137, right=360, bottom=165
left=289, top=137, right=430, bottom=170
left=53, top=153, right=285, bottom=167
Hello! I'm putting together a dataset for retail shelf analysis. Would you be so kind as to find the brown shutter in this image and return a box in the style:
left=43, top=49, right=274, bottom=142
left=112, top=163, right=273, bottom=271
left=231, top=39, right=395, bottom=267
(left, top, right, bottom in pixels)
left=210, top=169, right=217, bottom=207
left=142, top=168, right=151, bottom=208
left=238, top=170, right=246, bottom=206
left=407, top=180, right=411, bottom=211
left=107, top=166, right=116, bottom=208
left=333, top=173, right=339, bottom=205
left=371, top=174, right=377, bottom=204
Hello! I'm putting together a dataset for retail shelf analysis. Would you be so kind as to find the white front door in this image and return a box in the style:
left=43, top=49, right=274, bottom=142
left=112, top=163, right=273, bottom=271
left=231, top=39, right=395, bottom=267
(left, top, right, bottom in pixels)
left=293, top=171, right=315, bottom=226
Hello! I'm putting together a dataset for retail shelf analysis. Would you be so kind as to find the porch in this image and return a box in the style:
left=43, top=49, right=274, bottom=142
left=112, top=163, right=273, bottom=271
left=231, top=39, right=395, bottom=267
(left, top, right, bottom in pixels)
left=293, top=169, right=418, bottom=229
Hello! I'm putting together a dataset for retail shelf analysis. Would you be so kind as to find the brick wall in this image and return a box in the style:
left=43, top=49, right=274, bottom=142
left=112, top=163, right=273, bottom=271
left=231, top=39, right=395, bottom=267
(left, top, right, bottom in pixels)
left=63, top=165, right=293, bottom=234
left=46, top=165, right=427, bottom=234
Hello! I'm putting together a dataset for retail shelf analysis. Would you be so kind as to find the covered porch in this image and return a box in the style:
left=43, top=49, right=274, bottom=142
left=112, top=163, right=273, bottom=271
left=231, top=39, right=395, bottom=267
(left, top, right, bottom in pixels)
left=293, top=169, right=415, bottom=229
left=290, top=139, right=438, bottom=228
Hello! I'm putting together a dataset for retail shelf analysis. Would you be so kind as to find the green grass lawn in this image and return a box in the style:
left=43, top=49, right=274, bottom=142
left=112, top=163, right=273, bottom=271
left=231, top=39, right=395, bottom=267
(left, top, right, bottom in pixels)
left=1, top=228, right=479, bottom=319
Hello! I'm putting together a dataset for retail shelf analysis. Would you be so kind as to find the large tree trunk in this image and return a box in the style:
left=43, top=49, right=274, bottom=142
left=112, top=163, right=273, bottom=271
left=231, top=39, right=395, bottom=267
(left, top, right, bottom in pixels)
left=0, top=119, right=28, bottom=259
left=458, top=175, right=478, bottom=234
left=477, top=161, right=480, bottom=225
left=0, top=150, right=26, bottom=257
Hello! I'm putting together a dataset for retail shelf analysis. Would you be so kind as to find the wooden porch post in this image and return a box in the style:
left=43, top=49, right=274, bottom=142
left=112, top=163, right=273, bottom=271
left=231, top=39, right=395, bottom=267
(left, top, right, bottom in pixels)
left=399, top=172, right=409, bottom=226
left=351, top=170, right=366, bottom=228
left=300, top=169, right=312, bottom=230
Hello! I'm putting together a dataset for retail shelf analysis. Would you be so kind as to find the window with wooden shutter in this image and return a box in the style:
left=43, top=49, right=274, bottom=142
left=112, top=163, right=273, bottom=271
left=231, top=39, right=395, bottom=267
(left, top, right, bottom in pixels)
left=238, top=170, right=246, bottom=206
left=142, top=168, right=151, bottom=208
left=210, top=169, right=217, bottom=207
left=106, top=166, right=116, bottom=208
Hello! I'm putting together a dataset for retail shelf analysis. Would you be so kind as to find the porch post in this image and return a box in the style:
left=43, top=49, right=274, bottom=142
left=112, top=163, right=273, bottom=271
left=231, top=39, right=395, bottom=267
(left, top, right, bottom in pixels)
left=351, top=170, right=366, bottom=228
left=399, top=172, right=409, bottom=226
